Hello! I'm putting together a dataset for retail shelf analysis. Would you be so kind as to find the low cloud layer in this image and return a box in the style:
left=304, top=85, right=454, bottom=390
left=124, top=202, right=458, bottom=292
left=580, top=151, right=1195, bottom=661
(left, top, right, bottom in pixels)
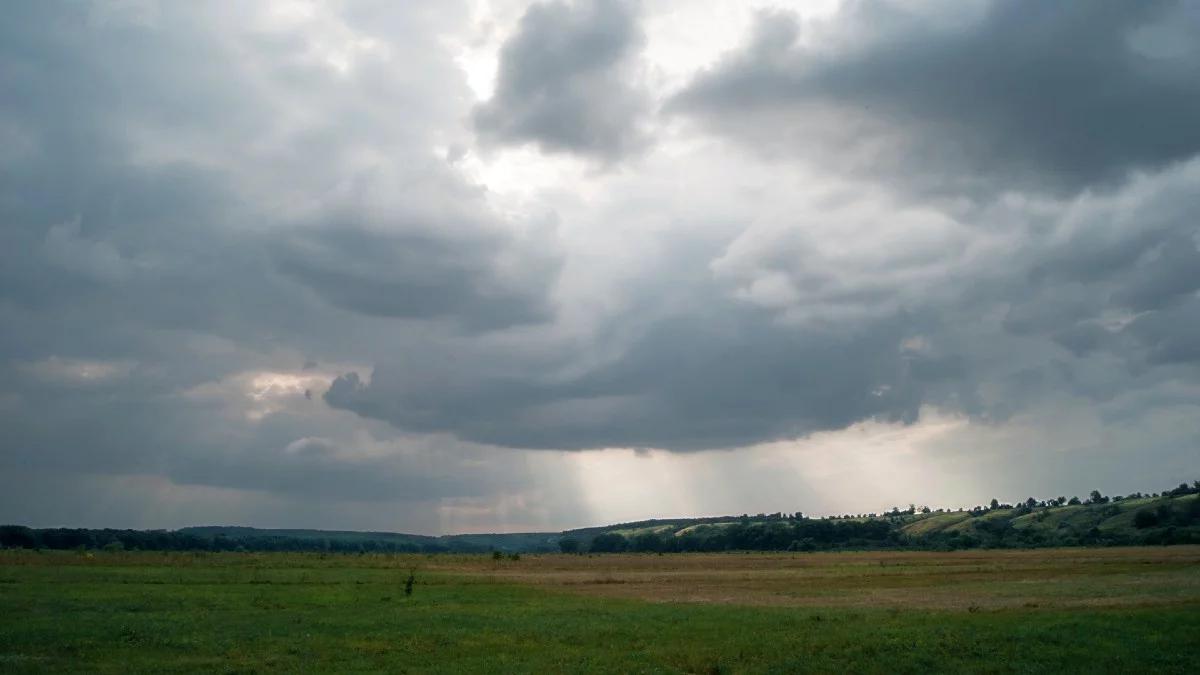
left=2, top=0, right=1197, bottom=532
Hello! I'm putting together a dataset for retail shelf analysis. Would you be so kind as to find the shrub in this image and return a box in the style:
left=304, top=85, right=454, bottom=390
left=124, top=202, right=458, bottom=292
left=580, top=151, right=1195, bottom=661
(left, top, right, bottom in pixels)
left=589, top=533, right=628, bottom=553
left=1133, top=510, right=1159, bottom=529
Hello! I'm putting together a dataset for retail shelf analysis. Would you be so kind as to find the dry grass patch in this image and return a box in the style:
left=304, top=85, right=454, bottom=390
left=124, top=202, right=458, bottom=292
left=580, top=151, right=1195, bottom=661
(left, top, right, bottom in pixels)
left=433, top=546, right=1200, bottom=610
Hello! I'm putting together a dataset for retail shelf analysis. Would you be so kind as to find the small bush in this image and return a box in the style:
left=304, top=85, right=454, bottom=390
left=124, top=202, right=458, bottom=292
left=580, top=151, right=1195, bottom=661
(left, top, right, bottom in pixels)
left=1134, top=510, right=1159, bottom=529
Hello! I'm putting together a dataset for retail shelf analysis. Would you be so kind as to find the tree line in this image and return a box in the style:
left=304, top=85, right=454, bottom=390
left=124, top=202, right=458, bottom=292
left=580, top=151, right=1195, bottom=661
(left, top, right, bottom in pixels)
left=0, top=527, right=485, bottom=554
left=3, top=481, right=1196, bottom=554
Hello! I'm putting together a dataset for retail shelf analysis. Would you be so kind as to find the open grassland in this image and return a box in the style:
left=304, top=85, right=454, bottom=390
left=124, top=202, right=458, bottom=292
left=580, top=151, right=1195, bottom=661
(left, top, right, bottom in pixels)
left=440, top=546, right=1200, bottom=610
left=1, top=547, right=1198, bottom=673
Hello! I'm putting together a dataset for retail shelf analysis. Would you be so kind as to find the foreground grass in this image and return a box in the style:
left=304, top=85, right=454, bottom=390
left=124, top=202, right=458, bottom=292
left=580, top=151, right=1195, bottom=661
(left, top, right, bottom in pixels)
left=1, top=549, right=1198, bottom=673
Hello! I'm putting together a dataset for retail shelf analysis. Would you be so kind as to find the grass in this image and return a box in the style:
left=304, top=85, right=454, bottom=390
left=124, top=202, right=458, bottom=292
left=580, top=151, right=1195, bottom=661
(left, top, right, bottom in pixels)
left=898, top=512, right=970, bottom=536
left=1, top=547, right=1198, bottom=673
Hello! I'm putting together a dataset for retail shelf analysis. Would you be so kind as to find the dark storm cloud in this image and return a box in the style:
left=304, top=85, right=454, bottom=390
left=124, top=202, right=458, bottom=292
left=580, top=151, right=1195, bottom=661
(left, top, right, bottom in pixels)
left=670, top=0, right=1200, bottom=195
left=0, top=1, right=561, bottom=519
left=1125, top=301, right=1200, bottom=366
left=275, top=220, right=557, bottom=331
left=325, top=156, right=1200, bottom=451
left=327, top=284, right=929, bottom=451
left=0, top=361, right=528, bottom=506
left=1109, top=234, right=1200, bottom=313
left=0, top=2, right=557, bottom=344
left=473, top=0, right=649, bottom=160
left=1000, top=166, right=1200, bottom=367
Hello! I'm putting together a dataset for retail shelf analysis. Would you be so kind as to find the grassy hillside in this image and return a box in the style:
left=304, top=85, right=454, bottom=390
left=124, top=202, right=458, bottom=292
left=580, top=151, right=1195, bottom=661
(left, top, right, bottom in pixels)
left=561, top=488, right=1200, bottom=552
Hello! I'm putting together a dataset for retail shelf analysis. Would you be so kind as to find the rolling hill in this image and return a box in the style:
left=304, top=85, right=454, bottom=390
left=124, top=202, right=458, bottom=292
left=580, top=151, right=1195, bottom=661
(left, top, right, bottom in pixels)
left=3, top=481, right=1197, bottom=554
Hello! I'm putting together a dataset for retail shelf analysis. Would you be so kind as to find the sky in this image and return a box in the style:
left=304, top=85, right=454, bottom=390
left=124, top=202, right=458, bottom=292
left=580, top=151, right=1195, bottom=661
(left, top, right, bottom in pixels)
left=2, top=0, right=1199, bottom=534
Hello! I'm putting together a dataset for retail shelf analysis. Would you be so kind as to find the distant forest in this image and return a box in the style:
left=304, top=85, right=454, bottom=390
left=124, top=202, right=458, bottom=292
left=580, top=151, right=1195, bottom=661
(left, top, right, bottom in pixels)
left=0, top=526, right=557, bottom=555
left=3, top=481, right=1197, bottom=555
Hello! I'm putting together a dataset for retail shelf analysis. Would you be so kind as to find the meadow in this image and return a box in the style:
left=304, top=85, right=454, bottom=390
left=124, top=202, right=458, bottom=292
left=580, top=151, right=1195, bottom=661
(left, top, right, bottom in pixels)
left=1, top=547, right=1198, bottom=673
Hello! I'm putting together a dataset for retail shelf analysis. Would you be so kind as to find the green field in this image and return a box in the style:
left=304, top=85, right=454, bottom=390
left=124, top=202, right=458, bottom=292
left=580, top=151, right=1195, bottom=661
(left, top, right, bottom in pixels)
left=1, top=547, right=1198, bottom=673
